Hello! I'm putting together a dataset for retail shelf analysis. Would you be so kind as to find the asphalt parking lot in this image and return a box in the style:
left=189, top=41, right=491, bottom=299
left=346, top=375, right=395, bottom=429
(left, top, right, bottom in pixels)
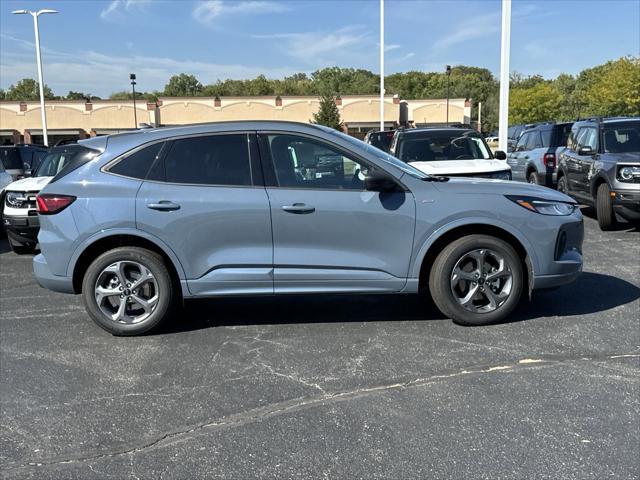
left=1, top=211, right=639, bottom=479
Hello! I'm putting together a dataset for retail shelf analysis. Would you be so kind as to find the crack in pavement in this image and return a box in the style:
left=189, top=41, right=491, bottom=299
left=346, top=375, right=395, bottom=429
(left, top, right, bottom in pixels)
left=3, top=351, right=638, bottom=474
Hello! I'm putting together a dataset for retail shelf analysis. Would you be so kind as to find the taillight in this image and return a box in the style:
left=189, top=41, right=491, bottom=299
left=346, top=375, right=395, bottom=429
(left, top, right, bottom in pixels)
left=36, top=194, right=76, bottom=215
left=543, top=153, right=556, bottom=168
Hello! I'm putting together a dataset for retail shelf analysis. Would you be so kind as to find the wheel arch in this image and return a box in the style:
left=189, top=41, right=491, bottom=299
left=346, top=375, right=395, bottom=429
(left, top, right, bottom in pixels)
left=70, top=230, right=186, bottom=294
left=415, top=222, right=534, bottom=297
left=590, top=174, right=610, bottom=198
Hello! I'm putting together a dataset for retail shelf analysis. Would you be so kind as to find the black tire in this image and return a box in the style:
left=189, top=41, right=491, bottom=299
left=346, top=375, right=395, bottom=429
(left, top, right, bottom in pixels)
left=557, top=175, right=568, bottom=194
left=428, top=235, right=524, bottom=326
left=596, top=183, right=616, bottom=231
left=527, top=171, right=538, bottom=185
left=81, top=247, right=175, bottom=336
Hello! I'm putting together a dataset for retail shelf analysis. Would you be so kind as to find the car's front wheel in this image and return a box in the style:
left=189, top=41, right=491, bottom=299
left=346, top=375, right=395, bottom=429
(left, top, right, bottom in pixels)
left=596, top=183, right=617, bottom=231
left=429, top=235, right=523, bottom=326
left=81, top=247, right=176, bottom=335
left=557, top=175, right=568, bottom=194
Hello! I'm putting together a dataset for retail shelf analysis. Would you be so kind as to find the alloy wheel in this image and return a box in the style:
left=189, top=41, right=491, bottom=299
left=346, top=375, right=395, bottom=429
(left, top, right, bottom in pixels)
left=450, top=249, right=513, bottom=313
left=94, top=261, right=159, bottom=324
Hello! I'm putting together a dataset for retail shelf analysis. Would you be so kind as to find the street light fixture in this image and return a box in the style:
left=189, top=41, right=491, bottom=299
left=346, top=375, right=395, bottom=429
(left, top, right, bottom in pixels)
left=130, top=73, right=138, bottom=128
left=445, top=65, right=452, bottom=126
left=12, top=9, right=58, bottom=146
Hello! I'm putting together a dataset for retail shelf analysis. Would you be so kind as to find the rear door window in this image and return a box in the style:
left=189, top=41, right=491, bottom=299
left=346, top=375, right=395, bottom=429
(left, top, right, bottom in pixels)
left=108, top=142, right=164, bottom=180
left=164, top=134, right=252, bottom=186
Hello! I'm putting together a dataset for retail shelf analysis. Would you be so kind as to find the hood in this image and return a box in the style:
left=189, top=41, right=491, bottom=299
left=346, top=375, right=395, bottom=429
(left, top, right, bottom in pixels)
left=4, top=175, right=53, bottom=192
left=432, top=177, right=576, bottom=203
left=409, top=159, right=510, bottom=175
left=603, top=152, right=640, bottom=163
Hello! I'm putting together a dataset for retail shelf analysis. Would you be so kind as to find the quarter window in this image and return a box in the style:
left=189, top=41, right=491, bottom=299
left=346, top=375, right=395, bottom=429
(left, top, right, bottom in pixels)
left=109, top=142, right=164, bottom=179
left=266, top=134, right=372, bottom=190
left=164, top=134, right=252, bottom=186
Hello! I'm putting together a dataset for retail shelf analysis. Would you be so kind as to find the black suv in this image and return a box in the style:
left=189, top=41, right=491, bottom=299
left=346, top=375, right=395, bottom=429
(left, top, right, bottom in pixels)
left=557, top=117, right=640, bottom=230
left=0, top=144, right=49, bottom=180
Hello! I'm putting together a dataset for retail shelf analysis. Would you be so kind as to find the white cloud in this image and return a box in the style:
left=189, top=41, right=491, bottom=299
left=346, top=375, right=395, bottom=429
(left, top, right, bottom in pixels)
left=252, top=26, right=370, bottom=64
left=0, top=35, right=295, bottom=96
left=432, top=12, right=500, bottom=50
left=193, top=1, right=290, bottom=24
left=100, top=0, right=152, bottom=21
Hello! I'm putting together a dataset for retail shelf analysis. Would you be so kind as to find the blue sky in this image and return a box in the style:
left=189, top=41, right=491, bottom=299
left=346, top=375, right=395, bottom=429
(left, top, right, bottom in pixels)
left=1, top=0, right=638, bottom=97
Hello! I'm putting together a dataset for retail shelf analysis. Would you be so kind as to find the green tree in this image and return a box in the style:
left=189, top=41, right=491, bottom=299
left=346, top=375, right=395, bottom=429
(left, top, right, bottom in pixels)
left=510, top=82, right=563, bottom=124
left=163, top=73, right=203, bottom=97
left=5, top=78, right=55, bottom=101
left=584, top=57, right=640, bottom=117
left=312, top=94, right=342, bottom=130
left=66, top=91, right=92, bottom=100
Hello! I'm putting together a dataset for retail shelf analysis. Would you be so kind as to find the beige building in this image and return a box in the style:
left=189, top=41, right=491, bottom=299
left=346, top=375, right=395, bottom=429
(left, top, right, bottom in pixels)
left=0, top=95, right=471, bottom=145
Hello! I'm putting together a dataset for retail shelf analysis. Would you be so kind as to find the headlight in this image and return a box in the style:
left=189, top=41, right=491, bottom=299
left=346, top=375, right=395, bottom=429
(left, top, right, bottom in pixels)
left=618, top=165, right=640, bottom=183
left=506, top=195, right=576, bottom=216
left=491, top=170, right=512, bottom=180
left=5, top=191, right=27, bottom=208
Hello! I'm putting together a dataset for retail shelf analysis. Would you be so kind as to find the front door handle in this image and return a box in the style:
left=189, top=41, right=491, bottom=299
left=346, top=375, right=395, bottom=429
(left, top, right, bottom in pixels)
left=282, top=203, right=315, bottom=214
left=147, top=201, right=181, bottom=211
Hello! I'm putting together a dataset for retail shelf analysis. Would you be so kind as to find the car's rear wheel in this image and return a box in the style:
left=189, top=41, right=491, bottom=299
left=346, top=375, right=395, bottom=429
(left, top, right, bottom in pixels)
left=596, top=183, right=616, bottom=231
left=429, top=235, right=523, bottom=326
left=81, top=247, right=175, bottom=335
left=527, top=171, right=538, bottom=185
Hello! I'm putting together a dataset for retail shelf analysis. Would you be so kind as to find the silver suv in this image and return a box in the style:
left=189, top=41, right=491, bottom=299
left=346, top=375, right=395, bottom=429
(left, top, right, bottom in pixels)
left=33, top=121, right=583, bottom=335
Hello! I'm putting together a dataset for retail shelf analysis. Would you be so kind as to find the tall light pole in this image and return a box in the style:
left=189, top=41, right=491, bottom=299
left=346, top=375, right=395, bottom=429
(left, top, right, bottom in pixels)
left=445, top=65, right=452, bottom=125
left=379, top=0, right=385, bottom=131
left=130, top=73, right=138, bottom=128
left=498, top=0, right=512, bottom=152
left=12, top=9, right=58, bottom=147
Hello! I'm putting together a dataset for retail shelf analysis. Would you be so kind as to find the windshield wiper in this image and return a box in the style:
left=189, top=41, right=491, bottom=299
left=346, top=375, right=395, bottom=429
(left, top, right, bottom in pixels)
left=422, top=175, right=450, bottom=182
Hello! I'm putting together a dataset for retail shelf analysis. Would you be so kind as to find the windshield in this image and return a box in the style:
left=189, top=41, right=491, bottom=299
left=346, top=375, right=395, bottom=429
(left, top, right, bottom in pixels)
left=603, top=121, right=640, bottom=153
left=36, top=147, right=86, bottom=177
left=323, top=127, right=429, bottom=179
left=398, top=131, right=492, bottom=163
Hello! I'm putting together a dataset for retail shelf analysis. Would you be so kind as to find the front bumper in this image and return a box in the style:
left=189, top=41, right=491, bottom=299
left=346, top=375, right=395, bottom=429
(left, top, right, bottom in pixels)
left=611, top=188, right=640, bottom=221
left=3, top=214, right=40, bottom=246
left=531, top=215, right=583, bottom=290
left=33, top=253, right=75, bottom=294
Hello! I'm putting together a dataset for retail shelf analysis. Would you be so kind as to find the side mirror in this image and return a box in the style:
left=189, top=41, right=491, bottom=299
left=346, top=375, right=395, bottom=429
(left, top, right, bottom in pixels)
left=494, top=150, right=507, bottom=160
left=364, top=172, right=399, bottom=193
left=578, top=146, right=594, bottom=156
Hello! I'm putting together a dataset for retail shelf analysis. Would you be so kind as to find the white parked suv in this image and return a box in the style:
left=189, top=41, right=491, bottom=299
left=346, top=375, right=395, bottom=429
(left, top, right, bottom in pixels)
left=3, top=144, right=79, bottom=254
left=390, top=127, right=511, bottom=179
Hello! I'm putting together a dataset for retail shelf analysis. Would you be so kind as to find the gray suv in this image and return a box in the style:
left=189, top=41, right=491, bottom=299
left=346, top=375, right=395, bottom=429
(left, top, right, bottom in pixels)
left=557, top=117, right=640, bottom=230
left=33, top=121, right=583, bottom=335
left=508, top=122, right=572, bottom=187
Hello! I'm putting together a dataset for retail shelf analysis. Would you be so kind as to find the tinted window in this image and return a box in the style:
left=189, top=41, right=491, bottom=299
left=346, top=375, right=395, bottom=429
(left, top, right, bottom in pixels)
left=37, top=145, right=100, bottom=178
left=48, top=145, right=100, bottom=183
left=109, top=142, right=164, bottom=179
left=515, top=133, right=530, bottom=152
left=267, top=134, right=374, bottom=190
left=578, top=128, right=598, bottom=151
left=525, top=131, right=542, bottom=150
left=164, top=134, right=251, bottom=186
left=399, top=131, right=491, bottom=161
left=0, top=148, right=23, bottom=169
left=603, top=121, right=640, bottom=153
left=540, top=129, right=552, bottom=147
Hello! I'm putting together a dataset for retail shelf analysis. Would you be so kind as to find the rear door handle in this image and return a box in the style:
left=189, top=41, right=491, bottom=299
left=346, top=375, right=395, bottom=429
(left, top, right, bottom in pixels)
left=147, top=201, right=181, bottom=211
left=282, top=203, right=315, bottom=214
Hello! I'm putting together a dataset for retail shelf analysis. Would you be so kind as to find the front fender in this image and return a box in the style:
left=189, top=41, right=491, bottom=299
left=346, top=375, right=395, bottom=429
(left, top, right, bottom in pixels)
left=66, top=227, right=187, bottom=280
left=409, top=216, right=539, bottom=279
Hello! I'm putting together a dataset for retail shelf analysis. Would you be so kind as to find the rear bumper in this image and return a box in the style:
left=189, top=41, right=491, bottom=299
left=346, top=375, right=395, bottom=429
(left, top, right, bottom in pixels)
left=535, top=169, right=557, bottom=188
left=3, top=215, right=39, bottom=246
left=33, top=253, right=75, bottom=294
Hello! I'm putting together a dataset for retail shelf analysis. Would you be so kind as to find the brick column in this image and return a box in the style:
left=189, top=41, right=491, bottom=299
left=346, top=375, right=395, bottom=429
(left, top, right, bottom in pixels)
left=12, top=130, right=21, bottom=144
left=78, top=129, right=88, bottom=140
left=23, top=130, right=32, bottom=144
